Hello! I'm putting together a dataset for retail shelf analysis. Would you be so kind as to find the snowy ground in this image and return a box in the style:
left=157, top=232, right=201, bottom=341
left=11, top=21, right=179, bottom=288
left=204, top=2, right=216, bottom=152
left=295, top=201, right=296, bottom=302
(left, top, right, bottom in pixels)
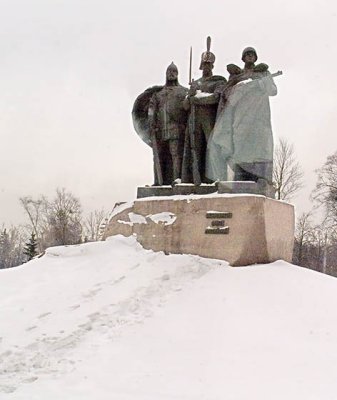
left=1, top=235, right=337, bottom=399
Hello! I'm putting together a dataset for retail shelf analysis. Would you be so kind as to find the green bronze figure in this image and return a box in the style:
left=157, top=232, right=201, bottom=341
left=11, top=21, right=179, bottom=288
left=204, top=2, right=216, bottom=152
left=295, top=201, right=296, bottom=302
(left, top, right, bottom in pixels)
left=132, top=63, right=188, bottom=185
left=206, top=47, right=281, bottom=195
left=182, top=36, right=226, bottom=184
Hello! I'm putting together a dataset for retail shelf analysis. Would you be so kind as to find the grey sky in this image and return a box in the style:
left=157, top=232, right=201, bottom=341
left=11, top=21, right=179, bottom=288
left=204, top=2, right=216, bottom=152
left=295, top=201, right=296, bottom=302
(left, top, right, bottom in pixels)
left=1, top=0, right=336, bottom=225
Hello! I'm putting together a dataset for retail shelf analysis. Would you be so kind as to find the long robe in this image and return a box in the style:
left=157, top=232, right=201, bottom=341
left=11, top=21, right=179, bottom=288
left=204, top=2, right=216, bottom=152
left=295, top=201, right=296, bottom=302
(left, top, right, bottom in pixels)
left=206, top=72, right=277, bottom=181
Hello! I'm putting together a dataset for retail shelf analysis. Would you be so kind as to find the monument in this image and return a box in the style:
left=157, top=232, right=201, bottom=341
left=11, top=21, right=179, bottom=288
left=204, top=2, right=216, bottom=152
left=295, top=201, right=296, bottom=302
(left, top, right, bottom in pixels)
left=181, top=37, right=226, bottom=184
left=133, top=63, right=188, bottom=185
left=206, top=46, right=281, bottom=196
left=104, top=38, right=294, bottom=266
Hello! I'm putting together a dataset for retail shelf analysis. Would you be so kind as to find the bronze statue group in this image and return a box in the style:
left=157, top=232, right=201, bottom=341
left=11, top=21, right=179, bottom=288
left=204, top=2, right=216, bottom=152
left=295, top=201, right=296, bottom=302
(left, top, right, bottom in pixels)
left=132, top=37, right=281, bottom=193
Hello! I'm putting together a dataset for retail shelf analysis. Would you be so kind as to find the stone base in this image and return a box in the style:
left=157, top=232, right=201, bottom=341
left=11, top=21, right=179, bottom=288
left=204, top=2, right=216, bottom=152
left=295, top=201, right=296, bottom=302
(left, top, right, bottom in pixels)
left=137, top=180, right=275, bottom=199
left=103, top=194, right=294, bottom=266
left=137, top=183, right=218, bottom=198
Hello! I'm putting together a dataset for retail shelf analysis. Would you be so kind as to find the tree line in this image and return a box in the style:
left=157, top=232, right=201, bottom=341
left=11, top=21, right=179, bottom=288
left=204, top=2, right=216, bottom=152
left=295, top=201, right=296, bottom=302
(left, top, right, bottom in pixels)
left=1, top=138, right=337, bottom=275
left=293, top=151, right=337, bottom=277
left=272, top=139, right=337, bottom=277
left=0, top=188, right=108, bottom=268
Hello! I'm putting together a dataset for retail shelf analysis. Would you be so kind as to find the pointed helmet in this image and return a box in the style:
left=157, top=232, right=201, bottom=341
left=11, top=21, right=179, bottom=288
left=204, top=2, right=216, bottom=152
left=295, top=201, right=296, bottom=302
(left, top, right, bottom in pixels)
left=166, top=62, right=178, bottom=73
left=199, top=36, right=216, bottom=70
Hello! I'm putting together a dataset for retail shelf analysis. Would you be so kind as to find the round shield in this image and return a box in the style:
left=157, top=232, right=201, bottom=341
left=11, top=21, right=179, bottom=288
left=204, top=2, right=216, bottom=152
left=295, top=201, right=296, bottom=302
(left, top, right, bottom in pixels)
left=131, top=85, right=163, bottom=147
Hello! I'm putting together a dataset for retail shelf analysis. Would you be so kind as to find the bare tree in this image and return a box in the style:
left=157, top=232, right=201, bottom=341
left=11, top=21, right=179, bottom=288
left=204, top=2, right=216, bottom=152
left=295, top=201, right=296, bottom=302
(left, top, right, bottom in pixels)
left=20, top=188, right=83, bottom=250
left=273, top=137, right=304, bottom=201
left=45, top=188, right=82, bottom=246
left=19, top=196, right=45, bottom=252
left=0, top=225, right=26, bottom=268
left=83, top=209, right=108, bottom=242
left=292, top=208, right=337, bottom=275
left=293, top=211, right=314, bottom=266
left=312, top=151, right=337, bottom=221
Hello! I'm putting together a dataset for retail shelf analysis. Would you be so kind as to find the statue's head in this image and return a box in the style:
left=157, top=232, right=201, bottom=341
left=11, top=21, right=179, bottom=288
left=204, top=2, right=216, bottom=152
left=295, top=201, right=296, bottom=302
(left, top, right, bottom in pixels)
left=199, top=36, right=215, bottom=72
left=199, top=54, right=215, bottom=71
left=199, top=61, right=214, bottom=74
left=227, top=64, right=242, bottom=75
left=242, top=47, right=258, bottom=63
left=166, top=62, right=179, bottom=82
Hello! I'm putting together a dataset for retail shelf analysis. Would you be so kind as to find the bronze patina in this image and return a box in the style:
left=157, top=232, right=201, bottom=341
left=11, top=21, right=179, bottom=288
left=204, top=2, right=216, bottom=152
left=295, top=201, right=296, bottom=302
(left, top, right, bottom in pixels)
left=181, top=37, right=226, bottom=184
left=132, top=63, right=188, bottom=185
left=132, top=40, right=281, bottom=197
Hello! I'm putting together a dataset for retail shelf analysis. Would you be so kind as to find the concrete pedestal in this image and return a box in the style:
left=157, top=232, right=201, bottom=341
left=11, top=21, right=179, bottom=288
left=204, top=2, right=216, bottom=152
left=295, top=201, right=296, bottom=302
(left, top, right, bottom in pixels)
left=137, top=180, right=275, bottom=199
left=103, top=194, right=294, bottom=266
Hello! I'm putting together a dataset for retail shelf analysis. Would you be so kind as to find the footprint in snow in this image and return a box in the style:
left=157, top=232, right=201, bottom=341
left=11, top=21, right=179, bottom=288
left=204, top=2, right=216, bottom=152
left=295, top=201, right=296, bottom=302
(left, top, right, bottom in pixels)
left=113, top=276, right=125, bottom=284
left=22, top=376, right=38, bottom=384
left=26, top=325, right=37, bottom=332
left=88, top=312, right=100, bottom=321
left=78, top=322, right=92, bottom=331
left=38, top=312, right=51, bottom=319
left=1, top=385, right=16, bottom=394
left=82, top=287, right=102, bottom=298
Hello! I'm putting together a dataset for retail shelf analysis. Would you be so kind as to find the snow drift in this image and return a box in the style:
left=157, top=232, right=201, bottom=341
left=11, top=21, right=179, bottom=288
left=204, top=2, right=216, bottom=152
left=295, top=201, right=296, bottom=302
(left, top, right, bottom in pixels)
left=1, top=235, right=337, bottom=400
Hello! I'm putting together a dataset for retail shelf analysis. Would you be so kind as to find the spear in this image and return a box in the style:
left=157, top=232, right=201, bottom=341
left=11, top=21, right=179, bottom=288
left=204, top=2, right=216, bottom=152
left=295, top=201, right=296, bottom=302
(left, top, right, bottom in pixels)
left=189, top=46, right=192, bottom=85
left=187, top=45, right=201, bottom=185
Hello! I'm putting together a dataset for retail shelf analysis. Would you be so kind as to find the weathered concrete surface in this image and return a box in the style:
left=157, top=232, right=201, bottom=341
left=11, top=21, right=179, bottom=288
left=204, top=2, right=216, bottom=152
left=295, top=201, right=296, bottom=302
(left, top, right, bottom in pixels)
left=103, top=194, right=294, bottom=266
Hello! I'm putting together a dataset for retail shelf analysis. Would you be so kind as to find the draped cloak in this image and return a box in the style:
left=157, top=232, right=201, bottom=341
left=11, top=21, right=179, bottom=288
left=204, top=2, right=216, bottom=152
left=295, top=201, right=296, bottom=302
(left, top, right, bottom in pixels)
left=206, top=72, right=277, bottom=181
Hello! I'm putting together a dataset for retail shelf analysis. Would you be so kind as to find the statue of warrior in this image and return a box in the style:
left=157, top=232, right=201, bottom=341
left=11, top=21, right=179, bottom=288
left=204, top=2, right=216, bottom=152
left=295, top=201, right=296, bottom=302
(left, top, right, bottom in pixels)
left=132, top=63, right=188, bottom=185
left=206, top=47, right=281, bottom=195
left=182, top=36, right=226, bottom=184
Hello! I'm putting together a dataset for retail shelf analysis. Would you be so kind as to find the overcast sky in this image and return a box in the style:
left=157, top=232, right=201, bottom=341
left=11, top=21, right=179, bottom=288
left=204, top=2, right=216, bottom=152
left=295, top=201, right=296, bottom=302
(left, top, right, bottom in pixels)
left=1, top=0, right=336, bottom=225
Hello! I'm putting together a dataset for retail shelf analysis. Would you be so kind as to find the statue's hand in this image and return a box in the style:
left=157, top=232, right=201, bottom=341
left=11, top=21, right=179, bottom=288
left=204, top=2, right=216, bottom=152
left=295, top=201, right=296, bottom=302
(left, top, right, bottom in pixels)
left=188, top=88, right=197, bottom=97
left=188, top=80, right=198, bottom=97
left=189, top=96, right=196, bottom=105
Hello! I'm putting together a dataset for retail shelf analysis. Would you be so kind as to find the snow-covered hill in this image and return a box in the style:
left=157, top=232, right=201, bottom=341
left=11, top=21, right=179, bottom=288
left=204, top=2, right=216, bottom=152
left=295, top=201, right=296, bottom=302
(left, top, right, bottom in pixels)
left=1, top=235, right=337, bottom=399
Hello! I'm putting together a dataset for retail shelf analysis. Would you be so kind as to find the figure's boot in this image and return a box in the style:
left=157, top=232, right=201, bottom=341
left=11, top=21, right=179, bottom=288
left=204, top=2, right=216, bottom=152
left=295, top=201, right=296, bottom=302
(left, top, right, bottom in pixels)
left=172, top=156, right=182, bottom=183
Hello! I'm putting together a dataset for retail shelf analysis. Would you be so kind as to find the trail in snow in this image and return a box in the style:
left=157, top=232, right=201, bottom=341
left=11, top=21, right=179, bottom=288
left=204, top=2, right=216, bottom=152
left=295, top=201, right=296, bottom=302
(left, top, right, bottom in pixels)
left=2, top=235, right=337, bottom=400
left=0, top=235, right=224, bottom=395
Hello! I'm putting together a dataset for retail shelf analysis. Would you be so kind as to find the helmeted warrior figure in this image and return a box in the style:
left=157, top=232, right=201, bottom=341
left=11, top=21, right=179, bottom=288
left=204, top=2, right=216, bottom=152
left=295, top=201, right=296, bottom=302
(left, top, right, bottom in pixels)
left=206, top=47, right=279, bottom=195
left=132, top=62, right=188, bottom=185
left=182, top=36, right=226, bottom=184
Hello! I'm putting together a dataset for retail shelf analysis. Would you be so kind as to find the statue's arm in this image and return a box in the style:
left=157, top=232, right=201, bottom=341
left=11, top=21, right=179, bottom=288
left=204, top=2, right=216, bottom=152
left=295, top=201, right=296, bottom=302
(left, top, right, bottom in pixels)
left=258, top=72, right=277, bottom=96
left=183, top=81, right=199, bottom=111
left=187, top=80, right=227, bottom=106
left=192, top=93, right=219, bottom=105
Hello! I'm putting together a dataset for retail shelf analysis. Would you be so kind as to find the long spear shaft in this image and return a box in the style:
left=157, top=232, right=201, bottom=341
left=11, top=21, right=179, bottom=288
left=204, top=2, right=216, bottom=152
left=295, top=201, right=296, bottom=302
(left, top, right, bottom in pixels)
left=189, top=46, right=192, bottom=85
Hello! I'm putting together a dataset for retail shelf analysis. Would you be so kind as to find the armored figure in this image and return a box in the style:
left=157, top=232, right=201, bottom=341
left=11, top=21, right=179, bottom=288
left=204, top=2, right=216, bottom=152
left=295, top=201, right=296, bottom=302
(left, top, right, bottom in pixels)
left=182, top=37, right=226, bottom=184
left=206, top=47, right=278, bottom=192
left=132, top=63, right=188, bottom=185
